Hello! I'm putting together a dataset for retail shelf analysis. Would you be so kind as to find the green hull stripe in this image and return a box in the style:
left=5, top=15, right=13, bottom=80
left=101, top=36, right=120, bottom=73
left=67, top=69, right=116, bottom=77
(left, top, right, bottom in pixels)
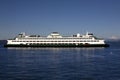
left=4, top=44, right=109, bottom=47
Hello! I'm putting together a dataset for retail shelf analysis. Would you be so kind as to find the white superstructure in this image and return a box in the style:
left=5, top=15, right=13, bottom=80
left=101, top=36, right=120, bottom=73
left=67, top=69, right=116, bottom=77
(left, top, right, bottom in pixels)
left=6, top=32, right=106, bottom=46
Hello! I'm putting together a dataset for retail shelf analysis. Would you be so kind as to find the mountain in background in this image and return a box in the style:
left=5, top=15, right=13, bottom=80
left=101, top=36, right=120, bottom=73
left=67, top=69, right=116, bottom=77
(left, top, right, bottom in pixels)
left=106, top=36, right=120, bottom=42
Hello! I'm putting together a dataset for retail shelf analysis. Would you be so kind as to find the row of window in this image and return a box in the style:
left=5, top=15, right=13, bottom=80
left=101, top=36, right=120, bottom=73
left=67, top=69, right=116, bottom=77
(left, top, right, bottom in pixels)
left=17, top=37, right=93, bottom=39
left=12, top=40, right=99, bottom=42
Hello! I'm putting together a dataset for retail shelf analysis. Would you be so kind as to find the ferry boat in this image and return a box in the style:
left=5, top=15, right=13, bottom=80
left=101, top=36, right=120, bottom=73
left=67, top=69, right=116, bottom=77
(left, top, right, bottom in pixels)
left=4, top=32, right=109, bottom=47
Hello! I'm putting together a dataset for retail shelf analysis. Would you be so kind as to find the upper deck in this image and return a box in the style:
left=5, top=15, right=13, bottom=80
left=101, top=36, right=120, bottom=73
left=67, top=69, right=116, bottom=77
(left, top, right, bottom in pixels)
left=13, top=32, right=102, bottom=40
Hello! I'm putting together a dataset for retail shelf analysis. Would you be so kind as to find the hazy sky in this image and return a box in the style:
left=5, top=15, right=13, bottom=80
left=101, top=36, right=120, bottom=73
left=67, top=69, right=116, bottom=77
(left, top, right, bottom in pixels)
left=0, top=0, right=120, bottom=39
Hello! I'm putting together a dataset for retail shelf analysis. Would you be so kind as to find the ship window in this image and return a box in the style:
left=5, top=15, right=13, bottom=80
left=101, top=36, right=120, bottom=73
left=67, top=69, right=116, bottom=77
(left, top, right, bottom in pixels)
left=12, top=41, right=15, bottom=42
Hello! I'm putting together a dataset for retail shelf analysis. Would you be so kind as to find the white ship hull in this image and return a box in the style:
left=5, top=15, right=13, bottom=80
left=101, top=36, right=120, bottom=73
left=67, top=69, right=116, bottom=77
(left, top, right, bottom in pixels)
left=4, top=32, right=109, bottom=47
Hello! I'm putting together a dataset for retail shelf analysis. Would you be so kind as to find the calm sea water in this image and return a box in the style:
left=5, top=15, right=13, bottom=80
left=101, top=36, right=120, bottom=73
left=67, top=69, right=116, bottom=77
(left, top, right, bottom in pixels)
left=0, top=41, right=120, bottom=80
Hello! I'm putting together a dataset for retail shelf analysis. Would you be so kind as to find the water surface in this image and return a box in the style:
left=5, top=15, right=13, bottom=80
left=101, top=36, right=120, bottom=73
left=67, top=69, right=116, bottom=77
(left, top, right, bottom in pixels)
left=0, top=41, right=120, bottom=80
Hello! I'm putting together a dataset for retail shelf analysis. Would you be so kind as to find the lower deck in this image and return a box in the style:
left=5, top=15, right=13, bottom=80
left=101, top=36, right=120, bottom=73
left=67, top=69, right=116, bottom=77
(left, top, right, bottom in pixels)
left=4, top=43, right=109, bottom=47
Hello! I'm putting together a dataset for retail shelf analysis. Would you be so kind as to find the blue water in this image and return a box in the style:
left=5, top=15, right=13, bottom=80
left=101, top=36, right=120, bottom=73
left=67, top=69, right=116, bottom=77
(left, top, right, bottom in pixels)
left=0, top=41, right=120, bottom=80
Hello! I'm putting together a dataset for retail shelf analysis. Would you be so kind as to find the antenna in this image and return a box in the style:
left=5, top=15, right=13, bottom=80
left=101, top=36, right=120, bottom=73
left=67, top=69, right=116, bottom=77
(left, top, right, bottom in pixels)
left=86, top=30, right=89, bottom=35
